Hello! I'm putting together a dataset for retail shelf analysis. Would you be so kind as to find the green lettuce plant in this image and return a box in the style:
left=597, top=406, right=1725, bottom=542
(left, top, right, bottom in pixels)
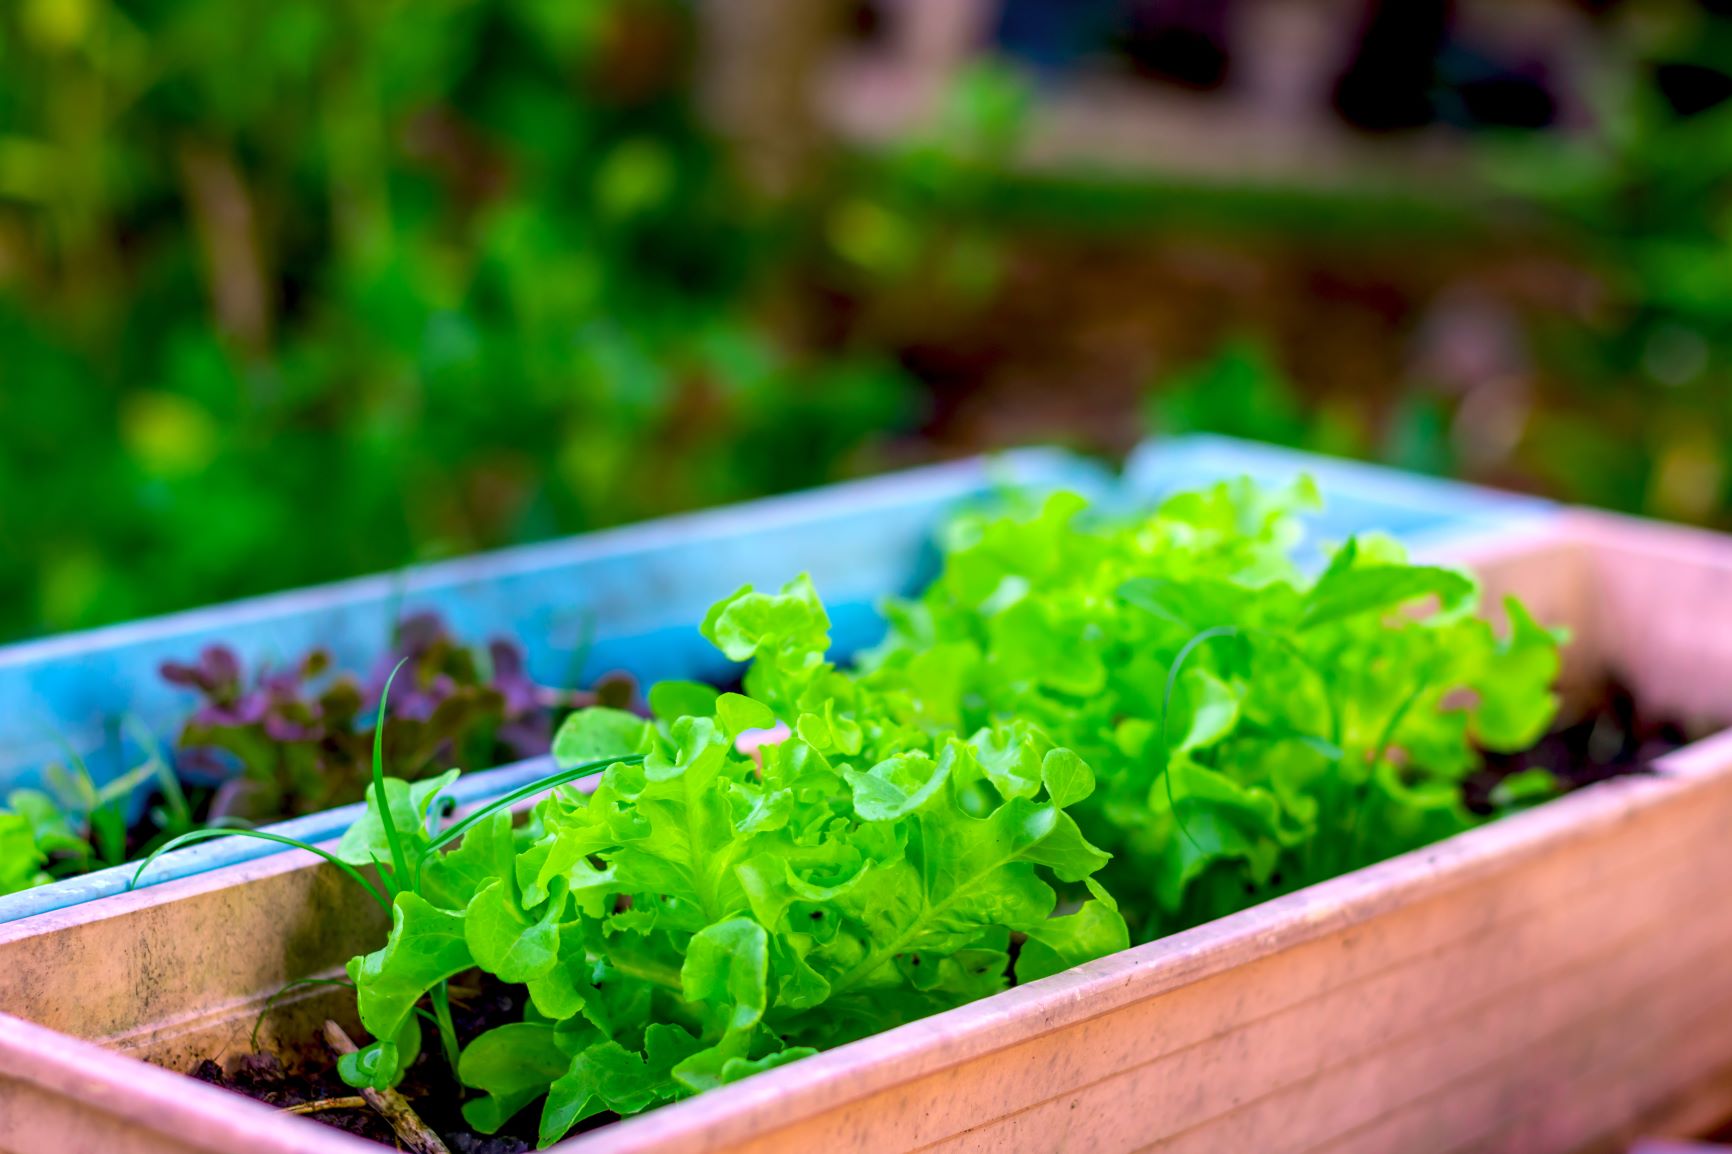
left=0, top=801, right=61, bottom=896
left=328, top=574, right=1121, bottom=1146
left=863, top=480, right=1563, bottom=939
left=1, top=733, right=194, bottom=896
left=137, top=479, right=1566, bottom=1144
left=138, top=586, right=1121, bottom=1146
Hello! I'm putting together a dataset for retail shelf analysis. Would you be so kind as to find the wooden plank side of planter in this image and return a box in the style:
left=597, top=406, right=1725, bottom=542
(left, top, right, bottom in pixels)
left=934, top=815, right=1732, bottom=1154
left=1322, top=950, right=1732, bottom=1154
left=0, top=844, right=384, bottom=1066
left=0, top=512, right=1730, bottom=1154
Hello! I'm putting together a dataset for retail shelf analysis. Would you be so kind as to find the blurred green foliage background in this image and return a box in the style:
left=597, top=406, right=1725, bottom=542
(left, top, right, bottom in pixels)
left=1145, top=4, right=1732, bottom=528
left=0, top=0, right=922, bottom=640
left=4, top=0, right=1732, bottom=644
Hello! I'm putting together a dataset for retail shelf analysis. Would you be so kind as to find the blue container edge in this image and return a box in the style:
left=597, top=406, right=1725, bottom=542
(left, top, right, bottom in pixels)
left=0, top=436, right=1556, bottom=925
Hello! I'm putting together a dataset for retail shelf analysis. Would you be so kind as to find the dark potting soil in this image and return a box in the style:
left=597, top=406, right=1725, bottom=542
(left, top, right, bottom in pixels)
left=192, top=972, right=617, bottom=1152
left=1462, top=676, right=1687, bottom=815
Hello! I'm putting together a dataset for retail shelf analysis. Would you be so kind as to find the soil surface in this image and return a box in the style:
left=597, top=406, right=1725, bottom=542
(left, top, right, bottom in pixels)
left=1463, top=676, right=1686, bottom=814
left=193, top=974, right=616, bottom=1152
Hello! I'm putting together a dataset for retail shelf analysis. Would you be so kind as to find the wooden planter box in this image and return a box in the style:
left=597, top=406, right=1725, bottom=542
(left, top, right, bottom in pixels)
left=5, top=508, right=1722, bottom=1154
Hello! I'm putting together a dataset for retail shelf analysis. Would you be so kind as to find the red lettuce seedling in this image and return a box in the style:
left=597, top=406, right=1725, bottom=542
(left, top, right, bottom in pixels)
left=161, top=612, right=634, bottom=820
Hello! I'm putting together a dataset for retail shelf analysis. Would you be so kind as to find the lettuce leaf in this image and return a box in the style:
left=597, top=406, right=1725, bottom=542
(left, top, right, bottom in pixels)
left=866, top=481, right=1563, bottom=939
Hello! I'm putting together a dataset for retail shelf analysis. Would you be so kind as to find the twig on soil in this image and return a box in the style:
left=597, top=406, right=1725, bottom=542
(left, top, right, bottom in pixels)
left=321, top=1020, right=452, bottom=1154
left=282, top=1096, right=368, bottom=1116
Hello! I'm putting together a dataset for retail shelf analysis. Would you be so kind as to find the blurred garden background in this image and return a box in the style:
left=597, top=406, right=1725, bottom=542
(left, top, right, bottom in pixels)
left=2, top=0, right=1730, bottom=643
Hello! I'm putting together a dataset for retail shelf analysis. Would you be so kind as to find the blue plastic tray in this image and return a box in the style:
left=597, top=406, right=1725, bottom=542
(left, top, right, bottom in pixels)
left=0, top=437, right=1553, bottom=923
left=0, top=449, right=1109, bottom=921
